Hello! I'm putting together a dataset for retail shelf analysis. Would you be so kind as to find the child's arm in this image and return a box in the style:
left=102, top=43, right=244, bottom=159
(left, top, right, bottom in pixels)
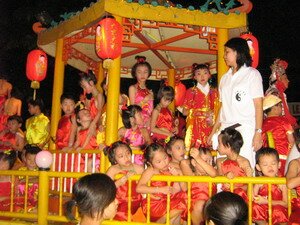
left=271, top=185, right=288, bottom=207
left=67, top=116, right=77, bottom=149
left=287, top=132, right=295, bottom=149
left=190, top=148, right=217, bottom=177
left=253, top=184, right=267, bottom=204
left=73, top=129, right=81, bottom=149
left=140, top=128, right=152, bottom=145
left=118, top=127, right=126, bottom=141
left=12, top=132, right=24, bottom=152
left=286, top=159, right=300, bottom=189
left=106, top=166, right=129, bottom=188
left=168, top=165, right=187, bottom=192
left=180, top=159, right=194, bottom=176
left=216, top=158, right=225, bottom=176
left=239, top=157, right=253, bottom=177
left=150, top=107, right=173, bottom=137
left=128, top=85, right=136, bottom=105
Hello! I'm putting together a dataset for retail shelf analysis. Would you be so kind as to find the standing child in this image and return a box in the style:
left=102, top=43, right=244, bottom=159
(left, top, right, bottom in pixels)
left=128, top=56, right=154, bottom=128
left=136, top=143, right=186, bottom=224
left=25, top=97, right=50, bottom=149
left=252, top=147, right=288, bottom=224
left=118, top=105, right=151, bottom=165
left=181, top=63, right=219, bottom=150
left=105, top=141, right=144, bottom=221
left=56, top=93, right=77, bottom=150
left=262, top=94, right=294, bottom=176
left=216, top=126, right=252, bottom=202
left=180, top=147, right=217, bottom=225
left=151, top=84, right=178, bottom=142
left=65, top=173, right=118, bottom=225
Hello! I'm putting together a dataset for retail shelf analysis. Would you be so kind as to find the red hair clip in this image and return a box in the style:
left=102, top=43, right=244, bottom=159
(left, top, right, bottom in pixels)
left=135, top=55, right=146, bottom=63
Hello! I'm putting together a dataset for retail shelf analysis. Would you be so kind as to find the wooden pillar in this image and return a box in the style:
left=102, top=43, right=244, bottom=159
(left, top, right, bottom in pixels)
left=49, top=38, right=65, bottom=151
left=217, top=28, right=229, bottom=85
left=167, top=68, right=175, bottom=112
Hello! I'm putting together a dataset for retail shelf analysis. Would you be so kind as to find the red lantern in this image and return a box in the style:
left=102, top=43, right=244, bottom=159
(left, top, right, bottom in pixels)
left=26, top=49, right=48, bottom=99
left=95, top=18, right=123, bottom=61
left=241, top=32, right=259, bottom=68
left=175, top=82, right=186, bottom=107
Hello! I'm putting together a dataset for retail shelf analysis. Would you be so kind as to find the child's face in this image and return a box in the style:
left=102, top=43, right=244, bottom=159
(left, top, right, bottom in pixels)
left=103, top=198, right=118, bottom=220
left=80, top=79, right=93, bottom=94
left=77, top=109, right=91, bottom=124
left=0, top=159, right=10, bottom=170
left=25, top=153, right=37, bottom=170
left=7, top=120, right=21, bottom=133
left=256, top=154, right=280, bottom=177
left=169, top=140, right=185, bottom=162
left=151, top=150, right=170, bottom=171
left=200, top=152, right=213, bottom=165
left=135, top=65, right=149, bottom=83
left=133, top=111, right=143, bottom=126
left=271, top=102, right=283, bottom=116
left=160, top=97, right=172, bottom=108
left=28, top=104, right=39, bottom=115
left=217, top=135, right=229, bottom=156
left=194, top=68, right=210, bottom=86
left=61, top=99, right=75, bottom=115
left=114, top=146, right=132, bottom=167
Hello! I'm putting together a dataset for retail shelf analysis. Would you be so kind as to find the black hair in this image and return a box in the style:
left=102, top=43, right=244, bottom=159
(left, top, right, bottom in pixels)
left=65, top=173, right=116, bottom=221
left=24, top=144, right=42, bottom=156
left=10, top=87, right=23, bottom=100
left=166, top=136, right=184, bottom=152
left=79, top=69, right=97, bottom=85
left=131, top=55, right=152, bottom=80
left=219, top=127, right=243, bottom=154
left=0, top=150, right=17, bottom=169
left=204, top=191, right=248, bottom=225
left=104, top=141, right=132, bottom=165
left=7, top=115, right=23, bottom=124
left=121, top=105, right=142, bottom=129
left=192, top=63, right=210, bottom=76
left=157, top=81, right=175, bottom=102
left=27, top=97, right=45, bottom=112
left=224, top=37, right=252, bottom=70
left=60, top=93, right=76, bottom=104
left=255, top=147, right=279, bottom=165
left=144, top=143, right=166, bottom=166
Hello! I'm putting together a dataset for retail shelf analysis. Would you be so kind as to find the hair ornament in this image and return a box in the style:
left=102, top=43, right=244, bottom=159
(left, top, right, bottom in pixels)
left=270, top=58, right=288, bottom=81
left=165, top=136, right=171, bottom=144
left=121, top=104, right=128, bottom=111
left=4, top=150, right=11, bottom=155
left=135, top=55, right=146, bottom=63
left=75, top=101, right=85, bottom=110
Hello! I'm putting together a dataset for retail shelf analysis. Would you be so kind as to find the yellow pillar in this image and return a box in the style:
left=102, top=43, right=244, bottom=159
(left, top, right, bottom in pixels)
left=217, top=28, right=229, bottom=85
left=49, top=38, right=65, bottom=151
left=37, top=171, right=49, bottom=225
left=167, top=68, right=175, bottom=112
left=96, top=61, right=104, bottom=93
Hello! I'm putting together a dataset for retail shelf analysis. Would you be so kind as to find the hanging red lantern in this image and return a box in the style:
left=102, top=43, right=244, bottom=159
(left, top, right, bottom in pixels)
left=241, top=32, right=259, bottom=68
left=26, top=49, right=48, bottom=99
left=95, top=17, right=123, bottom=68
left=175, top=82, right=186, bottom=107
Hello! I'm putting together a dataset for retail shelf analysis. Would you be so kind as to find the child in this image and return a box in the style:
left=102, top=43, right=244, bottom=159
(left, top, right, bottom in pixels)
left=105, top=141, right=144, bottom=221
left=262, top=94, right=295, bottom=176
left=0, top=150, right=17, bottom=212
left=118, top=105, right=151, bottom=165
left=25, top=97, right=50, bottom=149
left=216, top=126, right=252, bottom=202
left=252, top=147, right=288, bottom=224
left=65, top=173, right=118, bottom=225
left=151, top=83, right=178, bottom=142
left=286, top=128, right=300, bottom=224
left=55, top=93, right=77, bottom=150
left=0, top=115, right=24, bottom=152
left=180, top=147, right=217, bottom=225
left=166, top=136, right=186, bottom=171
left=204, top=191, right=248, bottom=225
left=181, top=63, right=219, bottom=150
left=136, top=143, right=186, bottom=224
left=128, top=56, right=154, bottom=128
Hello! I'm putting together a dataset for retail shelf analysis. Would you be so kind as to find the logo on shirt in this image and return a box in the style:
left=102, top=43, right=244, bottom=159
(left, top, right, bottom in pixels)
left=235, top=90, right=246, bottom=102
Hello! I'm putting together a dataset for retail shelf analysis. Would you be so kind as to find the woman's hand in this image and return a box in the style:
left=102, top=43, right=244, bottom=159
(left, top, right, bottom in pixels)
left=252, top=132, right=263, bottom=151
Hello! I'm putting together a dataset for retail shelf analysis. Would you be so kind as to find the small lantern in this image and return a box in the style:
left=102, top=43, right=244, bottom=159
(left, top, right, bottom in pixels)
left=175, top=82, right=186, bottom=107
left=95, top=17, right=123, bottom=69
left=241, top=32, right=259, bottom=68
left=26, top=49, right=48, bottom=99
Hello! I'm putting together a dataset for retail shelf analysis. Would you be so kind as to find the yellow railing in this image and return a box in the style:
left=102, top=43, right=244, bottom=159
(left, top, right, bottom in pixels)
left=0, top=170, right=294, bottom=225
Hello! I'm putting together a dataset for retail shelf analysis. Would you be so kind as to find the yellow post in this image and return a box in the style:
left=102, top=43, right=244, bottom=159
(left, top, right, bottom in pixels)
left=49, top=38, right=65, bottom=151
left=217, top=28, right=229, bottom=85
left=96, top=61, right=104, bottom=93
left=167, top=68, right=175, bottom=112
left=38, top=171, right=49, bottom=225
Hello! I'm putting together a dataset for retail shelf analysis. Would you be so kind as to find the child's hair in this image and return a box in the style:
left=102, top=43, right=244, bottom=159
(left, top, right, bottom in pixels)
left=294, top=128, right=300, bottom=152
left=27, top=97, right=45, bottom=112
left=7, top=115, right=23, bottom=124
left=60, top=93, right=75, bottom=104
left=192, top=63, right=210, bottom=76
left=79, top=69, right=97, bottom=84
left=219, top=127, right=243, bottom=154
left=166, top=136, right=184, bottom=152
left=104, top=141, right=132, bottom=165
left=121, top=105, right=142, bottom=129
left=204, top=191, right=248, bottom=225
left=0, top=150, right=17, bottom=169
left=24, top=144, right=42, bottom=157
left=255, top=147, right=279, bottom=165
left=131, top=55, right=152, bottom=79
left=157, top=81, right=175, bottom=102
left=65, top=173, right=116, bottom=221
left=144, top=143, right=165, bottom=166
left=10, top=87, right=23, bottom=100
left=189, top=147, right=211, bottom=173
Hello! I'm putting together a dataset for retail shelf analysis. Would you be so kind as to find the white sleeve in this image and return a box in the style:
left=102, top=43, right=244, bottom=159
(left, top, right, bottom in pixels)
left=249, top=69, right=264, bottom=99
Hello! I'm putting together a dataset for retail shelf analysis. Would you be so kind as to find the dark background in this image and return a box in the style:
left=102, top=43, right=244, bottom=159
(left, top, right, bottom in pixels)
left=0, top=0, right=299, bottom=122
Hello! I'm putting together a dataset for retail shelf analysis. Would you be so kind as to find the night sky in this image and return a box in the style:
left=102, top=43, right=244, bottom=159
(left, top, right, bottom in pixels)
left=0, top=0, right=299, bottom=120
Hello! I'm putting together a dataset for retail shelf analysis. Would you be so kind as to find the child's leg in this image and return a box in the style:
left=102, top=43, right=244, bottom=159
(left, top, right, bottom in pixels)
left=169, top=209, right=183, bottom=225
left=255, top=221, right=267, bottom=225
left=191, top=200, right=206, bottom=225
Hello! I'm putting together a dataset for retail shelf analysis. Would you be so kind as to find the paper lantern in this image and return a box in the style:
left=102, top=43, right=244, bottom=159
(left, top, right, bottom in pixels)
left=241, top=33, right=259, bottom=68
left=35, top=150, right=53, bottom=170
left=95, top=17, right=123, bottom=62
left=175, top=82, right=186, bottom=106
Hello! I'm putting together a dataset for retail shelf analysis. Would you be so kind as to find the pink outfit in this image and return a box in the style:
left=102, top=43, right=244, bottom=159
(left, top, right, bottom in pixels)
left=123, top=128, right=145, bottom=165
left=134, top=84, right=153, bottom=127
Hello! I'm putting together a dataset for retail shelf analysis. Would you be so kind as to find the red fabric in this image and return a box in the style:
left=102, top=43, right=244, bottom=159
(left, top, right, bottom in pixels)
left=88, top=97, right=98, bottom=120
left=252, top=184, right=288, bottom=223
left=56, top=114, right=74, bottom=149
left=0, top=131, right=17, bottom=151
left=151, top=107, right=174, bottom=141
left=77, top=129, right=98, bottom=150
left=0, top=182, right=11, bottom=211
left=0, top=114, right=8, bottom=132
left=289, top=175, right=300, bottom=224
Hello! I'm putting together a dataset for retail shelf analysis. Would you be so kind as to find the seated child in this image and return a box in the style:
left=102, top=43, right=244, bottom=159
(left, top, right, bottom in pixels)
left=252, top=147, right=288, bottom=224
left=0, top=115, right=24, bottom=152
left=65, top=173, right=118, bottom=225
left=105, top=141, right=144, bottom=221
left=262, top=94, right=295, bottom=176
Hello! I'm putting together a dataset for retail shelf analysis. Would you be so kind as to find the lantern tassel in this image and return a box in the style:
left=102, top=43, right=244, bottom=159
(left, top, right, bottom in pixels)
left=33, top=89, right=36, bottom=100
